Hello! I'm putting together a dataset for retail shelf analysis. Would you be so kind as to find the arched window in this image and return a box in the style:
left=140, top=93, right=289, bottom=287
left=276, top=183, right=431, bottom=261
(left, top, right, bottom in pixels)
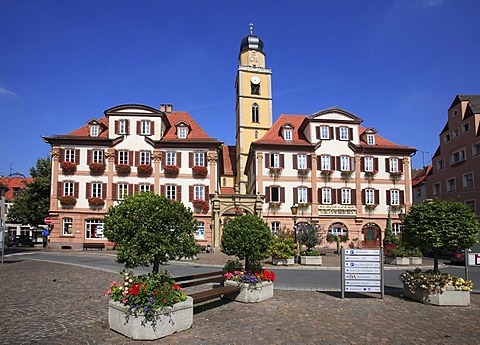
left=251, top=103, right=259, bottom=123
left=222, top=178, right=227, bottom=187
left=254, top=130, right=258, bottom=139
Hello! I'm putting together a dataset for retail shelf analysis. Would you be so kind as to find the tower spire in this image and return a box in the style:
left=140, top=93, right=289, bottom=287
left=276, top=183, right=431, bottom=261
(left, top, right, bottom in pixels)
left=249, top=23, right=253, bottom=35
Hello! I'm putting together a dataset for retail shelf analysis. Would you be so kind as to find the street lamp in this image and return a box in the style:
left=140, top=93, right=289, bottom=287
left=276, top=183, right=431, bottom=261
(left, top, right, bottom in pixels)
left=290, top=204, right=299, bottom=262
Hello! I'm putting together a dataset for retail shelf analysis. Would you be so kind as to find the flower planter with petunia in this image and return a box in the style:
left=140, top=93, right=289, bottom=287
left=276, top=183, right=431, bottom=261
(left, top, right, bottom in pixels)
left=192, top=165, right=208, bottom=178
left=400, top=268, right=472, bottom=306
left=115, top=164, right=131, bottom=175
left=389, top=171, right=403, bottom=181
left=320, top=169, right=334, bottom=181
left=341, top=170, right=353, bottom=181
left=297, top=168, right=310, bottom=179
left=59, top=195, right=77, bottom=206
left=88, top=197, right=105, bottom=207
left=364, top=169, right=378, bottom=181
left=89, top=162, right=105, bottom=175
left=106, top=269, right=193, bottom=340
left=192, top=199, right=209, bottom=212
left=137, top=164, right=153, bottom=176
left=61, top=161, right=77, bottom=175
left=223, top=270, right=275, bottom=303
left=269, top=167, right=283, bottom=178
left=164, top=165, right=179, bottom=177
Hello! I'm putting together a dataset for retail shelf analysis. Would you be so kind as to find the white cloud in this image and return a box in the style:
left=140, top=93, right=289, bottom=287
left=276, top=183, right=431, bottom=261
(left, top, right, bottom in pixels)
left=0, top=87, right=16, bottom=97
left=422, top=0, right=448, bottom=8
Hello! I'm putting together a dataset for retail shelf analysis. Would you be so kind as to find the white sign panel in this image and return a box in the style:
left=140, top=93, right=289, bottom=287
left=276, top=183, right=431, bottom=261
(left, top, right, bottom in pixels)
left=468, top=253, right=480, bottom=266
left=345, top=274, right=381, bottom=280
left=345, top=267, right=381, bottom=274
left=345, top=262, right=380, bottom=268
left=345, top=256, right=380, bottom=262
left=345, top=286, right=381, bottom=292
left=344, top=249, right=380, bottom=255
left=345, top=280, right=381, bottom=286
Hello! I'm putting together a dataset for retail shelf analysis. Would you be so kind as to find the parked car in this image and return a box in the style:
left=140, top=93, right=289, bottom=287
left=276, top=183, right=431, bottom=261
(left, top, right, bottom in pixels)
left=7, top=235, right=35, bottom=248
left=450, top=249, right=465, bottom=265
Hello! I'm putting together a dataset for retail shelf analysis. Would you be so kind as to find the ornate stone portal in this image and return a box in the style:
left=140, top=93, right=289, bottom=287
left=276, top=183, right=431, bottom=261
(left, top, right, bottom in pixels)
left=209, top=191, right=265, bottom=249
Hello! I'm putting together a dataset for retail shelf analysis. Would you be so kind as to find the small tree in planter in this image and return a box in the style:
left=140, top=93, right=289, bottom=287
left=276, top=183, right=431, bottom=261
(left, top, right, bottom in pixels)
left=401, top=198, right=480, bottom=273
left=327, top=233, right=349, bottom=254
left=298, top=223, right=323, bottom=265
left=221, top=213, right=273, bottom=272
left=269, top=229, right=296, bottom=265
left=103, top=193, right=199, bottom=339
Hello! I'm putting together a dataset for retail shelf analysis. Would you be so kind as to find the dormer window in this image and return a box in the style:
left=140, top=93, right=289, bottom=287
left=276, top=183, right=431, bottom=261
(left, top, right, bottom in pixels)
left=141, top=120, right=151, bottom=135
left=339, top=127, right=349, bottom=141
left=367, top=134, right=375, bottom=145
left=178, top=127, right=188, bottom=139
left=283, top=129, right=293, bottom=141
left=90, top=125, right=99, bottom=137
left=119, top=120, right=127, bottom=134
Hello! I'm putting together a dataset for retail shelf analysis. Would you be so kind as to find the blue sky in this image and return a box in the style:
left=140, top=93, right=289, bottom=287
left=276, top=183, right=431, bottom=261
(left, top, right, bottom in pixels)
left=1, top=0, right=480, bottom=176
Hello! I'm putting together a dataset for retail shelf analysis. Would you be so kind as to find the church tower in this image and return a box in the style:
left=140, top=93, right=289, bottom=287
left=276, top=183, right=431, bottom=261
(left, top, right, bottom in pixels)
left=235, top=24, right=273, bottom=193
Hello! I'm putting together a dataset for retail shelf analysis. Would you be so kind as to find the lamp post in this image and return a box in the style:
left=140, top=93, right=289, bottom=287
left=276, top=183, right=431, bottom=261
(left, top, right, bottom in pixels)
left=291, top=204, right=299, bottom=262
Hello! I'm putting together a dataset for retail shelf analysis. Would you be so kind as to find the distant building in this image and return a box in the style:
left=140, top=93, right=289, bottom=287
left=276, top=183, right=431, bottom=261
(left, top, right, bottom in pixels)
left=427, top=95, right=480, bottom=219
left=411, top=166, right=432, bottom=204
left=0, top=176, right=41, bottom=241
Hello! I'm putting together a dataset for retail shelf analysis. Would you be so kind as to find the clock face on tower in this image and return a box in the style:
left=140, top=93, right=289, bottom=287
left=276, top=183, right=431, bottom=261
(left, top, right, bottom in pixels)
left=250, top=75, right=260, bottom=85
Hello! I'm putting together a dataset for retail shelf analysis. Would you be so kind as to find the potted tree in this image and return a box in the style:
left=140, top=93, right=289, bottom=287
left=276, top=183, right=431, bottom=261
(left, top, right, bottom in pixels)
left=298, top=223, right=323, bottom=265
left=400, top=199, right=480, bottom=305
left=326, top=233, right=349, bottom=254
left=103, top=193, right=199, bottom=340
left=221, top=214, right=274, bottom=303
left=270, top=229, right=296, bottom=265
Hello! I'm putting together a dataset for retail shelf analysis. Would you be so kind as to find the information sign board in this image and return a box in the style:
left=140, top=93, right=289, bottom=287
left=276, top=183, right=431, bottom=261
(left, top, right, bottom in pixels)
left=468, top=253, right=480, bottom=266
left=341, top=248, right=384, bottom=299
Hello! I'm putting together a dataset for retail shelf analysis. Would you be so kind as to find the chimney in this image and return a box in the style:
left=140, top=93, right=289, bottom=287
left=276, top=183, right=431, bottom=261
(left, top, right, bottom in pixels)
left=159, top=104, right=166, bottom=112
left=166, top=104, right=173, bottom=113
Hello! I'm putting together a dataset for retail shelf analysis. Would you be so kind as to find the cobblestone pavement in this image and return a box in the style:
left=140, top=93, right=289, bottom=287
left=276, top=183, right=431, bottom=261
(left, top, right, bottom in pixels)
left=1, top=257, right=479, bottom=345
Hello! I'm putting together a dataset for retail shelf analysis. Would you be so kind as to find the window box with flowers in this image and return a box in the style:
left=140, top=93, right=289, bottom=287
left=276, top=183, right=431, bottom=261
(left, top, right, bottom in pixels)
left=164, top=165, right=179, bottom=177
left=364, top=169, right=378, bottom=181
left=59, top=195, right=77, bottom=206
left=192, top=199, right=209, bottom=212
left=320, top=169, right=334, bottom=181
left=192, top=165, right=208, bottom=178
left=297, top=168, right=310, bottom=179
left=223, top=269, right=275, bottom=303
left=115, top=164, right=131, bottom=175
left=106, top=269, right=193, bottom=340
left=88, top=197, right=105, bottom=207
left=400, top=268, right=472, bottom=306
left=89, top=162, right=105, bottom=174
left=365, top=204, right=377, bottom=213
left=341, top=170, right=353, bottom=181
left=61, top=161, right=77, bottom=175
left=389, top=171, right=403, bottom=181
left=137, top=164, right=153, bottom=176
left=297, top=203, right=310, bottom=212
left=269, top=167, right=283, bottom=178
left=268, top=202, right=281, bottom=211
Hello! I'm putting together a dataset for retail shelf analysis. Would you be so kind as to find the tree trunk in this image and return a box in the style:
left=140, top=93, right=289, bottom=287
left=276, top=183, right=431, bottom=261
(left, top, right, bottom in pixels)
left=153, top=255, right=160, bottom=273
left=433, top=249, right=439, bottom=273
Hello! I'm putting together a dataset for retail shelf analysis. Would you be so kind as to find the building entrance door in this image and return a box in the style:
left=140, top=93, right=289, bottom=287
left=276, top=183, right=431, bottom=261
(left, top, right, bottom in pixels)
left=362, top=224, right=380, bottom=248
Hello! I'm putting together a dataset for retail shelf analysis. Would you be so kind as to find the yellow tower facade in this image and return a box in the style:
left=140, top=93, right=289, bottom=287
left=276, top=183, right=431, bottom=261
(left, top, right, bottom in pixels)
left=235, top=25, right=273, bottom=193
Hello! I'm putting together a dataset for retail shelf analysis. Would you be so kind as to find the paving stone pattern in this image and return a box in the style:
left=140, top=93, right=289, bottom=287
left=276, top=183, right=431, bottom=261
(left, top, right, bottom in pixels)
left=1, top=258, right=479, bottom=345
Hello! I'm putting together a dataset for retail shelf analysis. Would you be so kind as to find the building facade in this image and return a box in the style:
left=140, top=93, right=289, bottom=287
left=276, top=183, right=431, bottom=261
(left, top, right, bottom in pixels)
left=427, top=95, right=480, bottom=219
left=43, top=104, right=222, bottom=250
left=245, top=108, right=415, bottom=248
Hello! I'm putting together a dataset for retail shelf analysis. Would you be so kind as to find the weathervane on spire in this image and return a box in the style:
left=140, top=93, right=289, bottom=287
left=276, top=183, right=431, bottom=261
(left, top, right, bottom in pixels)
left=249, top=23, right=253, bottom=35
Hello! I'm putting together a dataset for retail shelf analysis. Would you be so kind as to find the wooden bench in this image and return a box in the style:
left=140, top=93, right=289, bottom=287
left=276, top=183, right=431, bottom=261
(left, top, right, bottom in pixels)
left=174, top=270, right=241, bottom=304
left=82, top=243, right=105, bottom=251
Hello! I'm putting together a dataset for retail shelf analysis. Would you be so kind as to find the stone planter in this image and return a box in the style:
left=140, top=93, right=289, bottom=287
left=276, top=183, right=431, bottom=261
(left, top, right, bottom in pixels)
left=402, top=285, right=470, bottom=306
left=272, top=257, right=294, bottom=265
left=108, top=297, right=193, bottom=340
left=385, top=257, right=410, bottom=265
left=223, top=280, right=273, bottom=303
left=409, top=257, right=423, bottom=266
left=300, top=255, right=322, bottom=266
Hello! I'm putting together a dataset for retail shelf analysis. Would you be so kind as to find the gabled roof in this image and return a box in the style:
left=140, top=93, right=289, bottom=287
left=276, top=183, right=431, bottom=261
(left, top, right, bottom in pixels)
left=309, top=107, right=363, bottom=124
left=412, top=165, right=432, bottom=187
left=358, top=126, right=415, bottom=151
left=0, top=177, right=33, bottom=201
left=253, top=114, right=311, bottom=147
left=161, top=111, right=221, bottom=144
left=449, top=95, right=480, bottom=113
left=221, top=145, right=236, bottom=176
left=66, top=117, right=110, bottom=138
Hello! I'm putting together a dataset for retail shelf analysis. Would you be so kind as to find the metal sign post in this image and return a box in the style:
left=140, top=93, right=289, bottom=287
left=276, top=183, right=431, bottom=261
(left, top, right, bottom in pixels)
left=341, top=248, right=384, bottom=299
left=0, top=226, right=5, bottom=264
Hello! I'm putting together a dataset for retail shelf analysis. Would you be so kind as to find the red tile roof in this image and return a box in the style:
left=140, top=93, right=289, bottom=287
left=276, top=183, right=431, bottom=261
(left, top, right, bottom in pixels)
left=162, top=111, right=220, bottom=143
left=221, top=145, right=236, bottom=176
left=358, top=126, right=415, bottom=151
left=253, top=114, right=310, bottom=146
left=412, top=165, right=432, bottom=187
left=0, top=177, right=33, bottom=201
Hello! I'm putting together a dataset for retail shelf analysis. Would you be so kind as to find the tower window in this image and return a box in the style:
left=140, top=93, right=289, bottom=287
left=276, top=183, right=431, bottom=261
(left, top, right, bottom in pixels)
left=251, top=103, right=259, bottom=123
left=254, top=131, right=258, bottom=139
left=251, top=83, right=260, bottom=95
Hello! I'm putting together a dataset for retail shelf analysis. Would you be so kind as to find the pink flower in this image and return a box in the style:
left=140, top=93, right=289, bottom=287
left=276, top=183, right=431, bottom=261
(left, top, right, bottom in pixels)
left=104, top=289, right=112, bottom=297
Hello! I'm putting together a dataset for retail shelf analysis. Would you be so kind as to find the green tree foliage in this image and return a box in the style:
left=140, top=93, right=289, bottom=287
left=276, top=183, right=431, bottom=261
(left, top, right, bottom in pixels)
left=103, top=193, right=199, bottom=273
left=221, top=213, right=273, bottom=272
left=270, top=228, right=296, bottom=259
left=383, top=209, right=393, bottom=245
left=298, top=222, right=322, bottom=251
left=402, top=199, right=480, bottom=272
left=7, top=156, right=51, bottom=226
